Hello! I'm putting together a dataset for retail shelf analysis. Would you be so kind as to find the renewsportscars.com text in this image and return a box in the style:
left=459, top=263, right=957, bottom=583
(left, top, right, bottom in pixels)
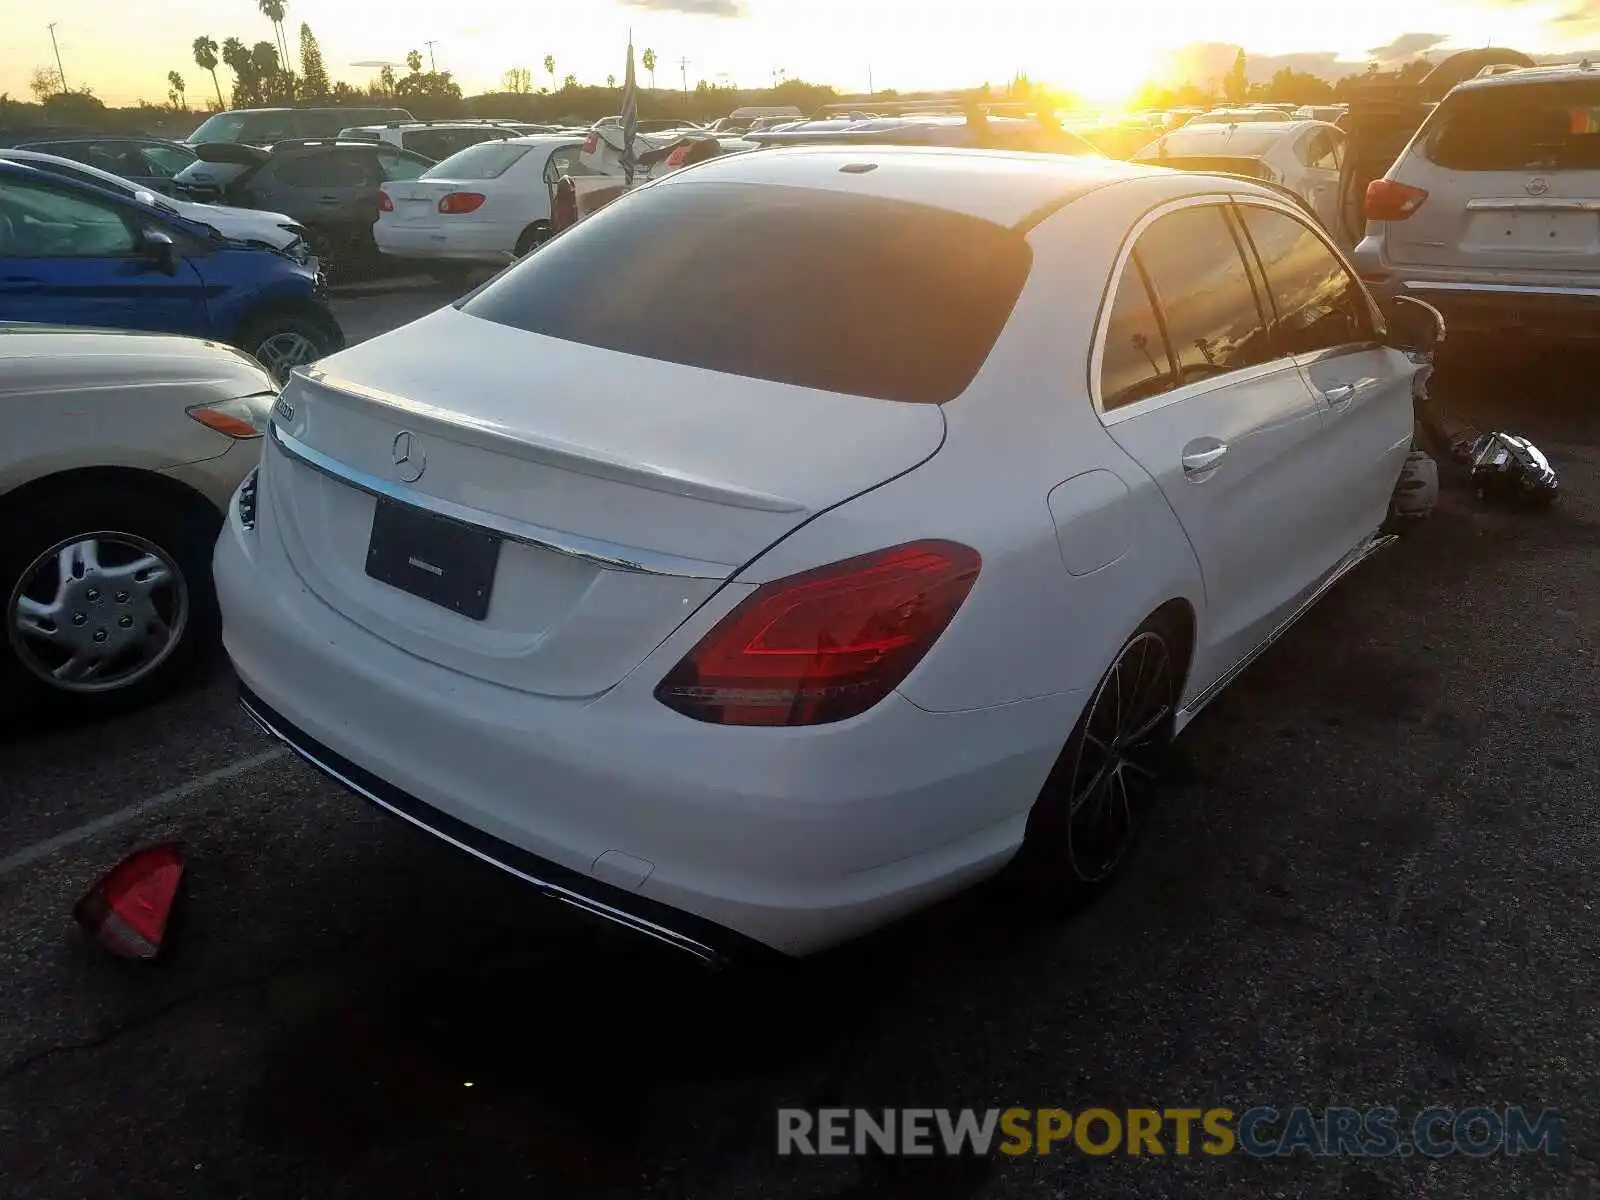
left=777, top=1106, right=1562, bottom=1159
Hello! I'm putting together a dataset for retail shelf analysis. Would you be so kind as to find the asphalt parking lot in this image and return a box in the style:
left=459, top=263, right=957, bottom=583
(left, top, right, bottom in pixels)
left=1, top=288, right=1597, bottom=1198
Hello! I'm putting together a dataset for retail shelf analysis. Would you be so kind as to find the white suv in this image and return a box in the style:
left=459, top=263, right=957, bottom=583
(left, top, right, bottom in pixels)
left=336, top=122, right=521, bottom=163
left=1352, top=63, right=1600, bottom=338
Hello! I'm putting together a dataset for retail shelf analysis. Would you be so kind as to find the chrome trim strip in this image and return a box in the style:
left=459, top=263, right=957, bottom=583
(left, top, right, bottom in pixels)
left=240, top=693, right=722, bottom=965
left=1465, top=197, right=1600, bottom=212
left=269, top=422, right=732, bottom=581
left=1176, top=532, right=1398, bottom=725
left=1402, top=281, right=1600, bottom=298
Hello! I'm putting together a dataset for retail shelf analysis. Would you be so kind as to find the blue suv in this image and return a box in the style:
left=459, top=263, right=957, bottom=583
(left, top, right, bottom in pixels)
left=0, top=160, right=342, bottom=381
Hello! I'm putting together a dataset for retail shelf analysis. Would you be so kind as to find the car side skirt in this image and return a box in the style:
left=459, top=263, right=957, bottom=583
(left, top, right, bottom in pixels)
left=1175, top=531, right=1398, bottom=731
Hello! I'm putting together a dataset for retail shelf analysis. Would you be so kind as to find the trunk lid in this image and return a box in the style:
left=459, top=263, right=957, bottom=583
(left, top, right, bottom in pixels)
left=263, top=305, right=946, bottom=699
left=379, top=179, right=462, bottom=228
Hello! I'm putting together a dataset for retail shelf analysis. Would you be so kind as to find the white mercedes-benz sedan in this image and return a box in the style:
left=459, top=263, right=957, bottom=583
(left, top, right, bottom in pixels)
left=215, top=146, right=1439, bottom=961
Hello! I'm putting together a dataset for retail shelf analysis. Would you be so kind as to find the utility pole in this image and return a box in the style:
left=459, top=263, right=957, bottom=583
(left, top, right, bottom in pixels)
left=424, top=40, right=439, bottom=72
left=47, top=23, right=68, bottom=94
left=677, top=56, right=691, bottom=95
left=867, top=64, right=874, bottom=95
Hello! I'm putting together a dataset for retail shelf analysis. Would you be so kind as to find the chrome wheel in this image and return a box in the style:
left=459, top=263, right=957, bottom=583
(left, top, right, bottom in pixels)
left=6, top=532, right=189, bottom=694
left=1064, top=631, right=1175, bottom=883
left=253, top=330, right=321, bottom=383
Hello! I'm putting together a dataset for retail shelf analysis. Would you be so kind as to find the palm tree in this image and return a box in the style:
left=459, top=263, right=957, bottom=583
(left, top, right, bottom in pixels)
left=642, top=48, right=657, bottom=90
left=543, top=54, right=556, bottom=91
left=167, top=71, right=187, bottom=110
left=406, top=48, right=423, bottom=74
left=257, top=0, right=289, bottom=71
left=193, top=35, right=224, bottom=108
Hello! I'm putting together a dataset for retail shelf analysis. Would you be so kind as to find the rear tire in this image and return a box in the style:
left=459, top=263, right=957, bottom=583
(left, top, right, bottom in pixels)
left=0, top=486, right=221, bottom=719
left=1004, top=611, right=1182, bottom=907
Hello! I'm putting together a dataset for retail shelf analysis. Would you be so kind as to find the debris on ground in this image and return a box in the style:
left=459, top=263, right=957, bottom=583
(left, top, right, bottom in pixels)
left=1450, top=431, right=1561, bottom=508
left=72, top=842, right=185, bottom=961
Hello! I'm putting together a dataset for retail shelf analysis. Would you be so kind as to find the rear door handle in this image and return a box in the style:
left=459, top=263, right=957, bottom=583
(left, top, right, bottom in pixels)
left=1181, top=440, right=1228, bottom=478
left=1321, top=384, right=1357, bottom=408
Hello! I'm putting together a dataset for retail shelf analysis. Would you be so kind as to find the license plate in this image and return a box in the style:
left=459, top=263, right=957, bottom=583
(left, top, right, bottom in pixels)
left=364, top=498, right=501, bottom=620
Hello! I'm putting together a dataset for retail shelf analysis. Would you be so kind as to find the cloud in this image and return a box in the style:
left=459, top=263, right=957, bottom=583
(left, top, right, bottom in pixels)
left=1553, top=6, right=1599, bottom=23
left=1367, top=32, right=1449, bottom=62
left=1153, top=43, right=1363, bottom=85
left=620, top=0, right=748, bottom=15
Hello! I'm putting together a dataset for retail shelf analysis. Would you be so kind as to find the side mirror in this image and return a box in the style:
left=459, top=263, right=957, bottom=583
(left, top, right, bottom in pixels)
left=1387, top=294, right=1446, bottom=356
left=140, top=229, right=179, bottom=275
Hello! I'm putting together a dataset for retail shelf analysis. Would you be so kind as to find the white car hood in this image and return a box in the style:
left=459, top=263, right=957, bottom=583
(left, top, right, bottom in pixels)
left=172, top=199, right=298, bottom=249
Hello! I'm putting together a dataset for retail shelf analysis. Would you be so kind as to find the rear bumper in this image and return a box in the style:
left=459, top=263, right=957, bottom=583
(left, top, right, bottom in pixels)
left=214, top=490, right=1078, bottom=958
left=238, top=684, right=782, bottom=967
left=1354, top=248, right=1600, bottom=338
left=373, top=221, right=520, bottom=264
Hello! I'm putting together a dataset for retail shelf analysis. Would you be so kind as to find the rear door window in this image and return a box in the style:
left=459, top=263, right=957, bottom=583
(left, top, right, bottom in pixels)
left=138, top=144, right=195, bottom=177
left=1424, top=81, right=1600, bottom=170
left=462, top=180, right=1033, bottom=404
left=1300, top=129, right=1342, bottom=171
left=1099, top=259, right=1174, bottom=410
left=1237, top=205, right=1374, bottom=355
left=377, top=149, right=431, bottom=181
left=1128, top=204, right=1275, bottom=386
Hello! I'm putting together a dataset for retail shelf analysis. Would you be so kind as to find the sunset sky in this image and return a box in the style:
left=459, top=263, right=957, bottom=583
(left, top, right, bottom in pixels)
left=5, top=0, right=1599, bottom=108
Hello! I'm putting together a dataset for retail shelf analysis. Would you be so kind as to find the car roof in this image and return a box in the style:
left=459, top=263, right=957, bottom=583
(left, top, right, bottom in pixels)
left=1452, top=61, right=1600, bottom=93
left=1140, top=119, right=1333, bottom=149
left=343, top=121, right=517, bottom=131
left=0, top=158, right=138, bottom=202
left=650, top=144, right=1157, bottom=228
left=501, top=135, right=586, bottom=147
left=0, top=147, right=142, bottom=188
left=18, top=134, right=180, bottom=146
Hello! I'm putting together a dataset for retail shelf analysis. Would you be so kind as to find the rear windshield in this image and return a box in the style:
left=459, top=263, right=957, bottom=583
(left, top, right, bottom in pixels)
left=423, top=141, right=535, bottom=179
left=1424, top=81, right=1600, bottom=170
left=460, top=181, right=1033, bottom=404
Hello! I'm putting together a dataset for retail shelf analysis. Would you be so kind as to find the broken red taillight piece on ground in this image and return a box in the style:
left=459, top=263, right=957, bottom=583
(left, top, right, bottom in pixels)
left=72, top=842, right=185, bottom=960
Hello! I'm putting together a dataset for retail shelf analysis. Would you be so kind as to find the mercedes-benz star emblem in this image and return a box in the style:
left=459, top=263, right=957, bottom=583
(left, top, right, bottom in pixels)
left=1526, top=177, right=1551, bottom=196
left=391, top=431, right=426, bottom=483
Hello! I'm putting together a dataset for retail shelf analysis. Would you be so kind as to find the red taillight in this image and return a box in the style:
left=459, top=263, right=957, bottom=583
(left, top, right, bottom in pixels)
left=583, top=132, right=598, bottom=155
left=654, top=541, right=982, bottom=727
left=1365, top=179, right=1429, bottom=221
left=438, top=192, right=486, bottom=214
left=378, top=190, right=394, bottom=212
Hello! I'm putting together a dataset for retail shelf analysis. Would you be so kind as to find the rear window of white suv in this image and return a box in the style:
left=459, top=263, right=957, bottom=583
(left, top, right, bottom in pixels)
left=459, top=180, right=1033, bottom=405
left=1423, top=81, right=1600, bottom=171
